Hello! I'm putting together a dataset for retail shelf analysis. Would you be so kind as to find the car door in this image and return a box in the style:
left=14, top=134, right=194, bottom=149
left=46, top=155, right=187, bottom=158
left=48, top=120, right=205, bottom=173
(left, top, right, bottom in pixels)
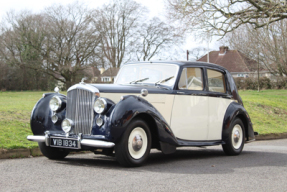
left=206, top=68, right=233, bottom=140
left=170, top=67, right=209, bottom=141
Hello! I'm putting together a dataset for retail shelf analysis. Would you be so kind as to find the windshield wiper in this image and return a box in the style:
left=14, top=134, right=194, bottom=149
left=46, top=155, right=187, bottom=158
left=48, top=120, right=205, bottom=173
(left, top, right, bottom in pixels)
left=155, top=76, right=174, bottom=85
left=129, top=77, right=149, bottom=84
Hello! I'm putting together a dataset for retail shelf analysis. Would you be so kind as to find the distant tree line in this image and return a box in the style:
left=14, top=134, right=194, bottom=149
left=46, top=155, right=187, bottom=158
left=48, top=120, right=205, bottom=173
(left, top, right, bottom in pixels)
left=0, top=0, right=182, bottom=90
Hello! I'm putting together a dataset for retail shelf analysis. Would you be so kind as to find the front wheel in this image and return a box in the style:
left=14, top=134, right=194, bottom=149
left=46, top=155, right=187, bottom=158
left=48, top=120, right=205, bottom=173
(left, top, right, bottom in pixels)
left=222, top=118, right=245, bottom=155
left=38, top=142, right=70, bottom=159
left=115, top=119, right=151, bottom=167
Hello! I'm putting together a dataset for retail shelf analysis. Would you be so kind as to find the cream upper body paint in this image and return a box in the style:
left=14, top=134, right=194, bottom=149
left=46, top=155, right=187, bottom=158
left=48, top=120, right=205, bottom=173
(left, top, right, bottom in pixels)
left=101, top=92, right=233, bottom=141
left=100, top=93, right=175, bottom=124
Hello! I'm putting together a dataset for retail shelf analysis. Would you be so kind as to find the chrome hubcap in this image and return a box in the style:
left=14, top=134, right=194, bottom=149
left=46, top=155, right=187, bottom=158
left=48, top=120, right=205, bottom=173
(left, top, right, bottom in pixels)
left=233, top=130, right=240, bottom=143
left=132, top=135, right=143, bottom=151
left=128, top=127, right=148, bottom=159
left=232, top=124, right=243, bottom=149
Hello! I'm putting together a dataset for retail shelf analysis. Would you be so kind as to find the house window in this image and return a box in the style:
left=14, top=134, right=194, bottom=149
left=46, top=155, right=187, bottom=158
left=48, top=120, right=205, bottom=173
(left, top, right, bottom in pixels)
left=207, top=69, right=226, bottom=93
left=102, top=77, right=110, bottom=82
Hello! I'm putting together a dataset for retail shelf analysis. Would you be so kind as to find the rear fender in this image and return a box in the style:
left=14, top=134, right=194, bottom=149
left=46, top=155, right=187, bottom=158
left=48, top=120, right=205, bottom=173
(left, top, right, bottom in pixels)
left=222, top=102, right=255, bottom=142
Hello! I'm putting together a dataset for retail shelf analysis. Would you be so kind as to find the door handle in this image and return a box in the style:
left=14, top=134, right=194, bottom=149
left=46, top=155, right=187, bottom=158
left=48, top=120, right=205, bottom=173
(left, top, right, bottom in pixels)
left=177, top=91, right=185, bottom=94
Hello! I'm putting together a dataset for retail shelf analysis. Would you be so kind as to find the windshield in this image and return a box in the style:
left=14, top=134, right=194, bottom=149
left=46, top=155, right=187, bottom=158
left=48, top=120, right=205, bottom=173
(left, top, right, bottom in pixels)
left=114, top=63, right=179, bottom=87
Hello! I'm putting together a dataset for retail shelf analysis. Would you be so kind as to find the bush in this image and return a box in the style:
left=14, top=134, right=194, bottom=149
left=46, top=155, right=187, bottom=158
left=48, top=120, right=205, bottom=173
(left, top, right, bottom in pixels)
left=234, top=76, right=286, bottom=90
left=234, top=77, right=244, bottom=90
left=273, top=77, right=287, bottom=89
left=243, top=78, right=257, bottom=90
left=260, top=77, right=271, bottom=89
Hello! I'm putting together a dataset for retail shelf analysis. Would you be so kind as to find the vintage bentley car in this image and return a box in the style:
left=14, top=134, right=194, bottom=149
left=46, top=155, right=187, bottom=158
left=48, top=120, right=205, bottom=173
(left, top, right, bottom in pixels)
left=27, top=61, right=257, bottom=167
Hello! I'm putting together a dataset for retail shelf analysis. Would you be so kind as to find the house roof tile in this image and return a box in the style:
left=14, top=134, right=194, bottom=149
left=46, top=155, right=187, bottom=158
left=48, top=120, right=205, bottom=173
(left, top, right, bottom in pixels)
left=197, top=47, right=264, bottom=73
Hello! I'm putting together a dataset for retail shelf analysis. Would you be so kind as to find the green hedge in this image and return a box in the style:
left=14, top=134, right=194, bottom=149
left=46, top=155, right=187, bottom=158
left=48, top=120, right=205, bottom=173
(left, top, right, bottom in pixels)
left=235, top=77, right=287, bottom=90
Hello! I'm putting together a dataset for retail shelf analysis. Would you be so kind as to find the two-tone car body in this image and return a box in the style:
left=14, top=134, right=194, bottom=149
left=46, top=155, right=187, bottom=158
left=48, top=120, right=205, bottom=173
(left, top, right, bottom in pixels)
left=27, top=61, right=256, bottom=166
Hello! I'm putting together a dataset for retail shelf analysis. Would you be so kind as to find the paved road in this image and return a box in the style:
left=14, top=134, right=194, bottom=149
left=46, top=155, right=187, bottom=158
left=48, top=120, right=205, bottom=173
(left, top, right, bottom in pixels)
left=1, top=139, right=287, bottom=192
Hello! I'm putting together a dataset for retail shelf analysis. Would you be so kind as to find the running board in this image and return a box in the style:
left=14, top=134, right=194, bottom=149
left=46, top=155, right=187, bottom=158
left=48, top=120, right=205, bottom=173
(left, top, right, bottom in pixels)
left=176, top=139, right=225, bottom=147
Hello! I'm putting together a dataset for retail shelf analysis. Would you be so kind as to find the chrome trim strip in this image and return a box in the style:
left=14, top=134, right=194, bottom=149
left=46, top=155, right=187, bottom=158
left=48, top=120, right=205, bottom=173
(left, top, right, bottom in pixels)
left=27, top=135, right=115, bottom=149
left=67, top=83, right=99, bottom=93
left=81, top=139, right=115, bottom=148
left=27, top=135, right=45, bottom=142
left=90, top=135, right=105, bottom=139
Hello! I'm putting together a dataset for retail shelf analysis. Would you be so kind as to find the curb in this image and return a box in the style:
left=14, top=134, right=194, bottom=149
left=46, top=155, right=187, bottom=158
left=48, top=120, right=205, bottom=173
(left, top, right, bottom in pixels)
left=255, top=133, right=287, bottom=140
left=1, top=134, right=287, bottom=160
left=0, top=148, right=42, bottom=159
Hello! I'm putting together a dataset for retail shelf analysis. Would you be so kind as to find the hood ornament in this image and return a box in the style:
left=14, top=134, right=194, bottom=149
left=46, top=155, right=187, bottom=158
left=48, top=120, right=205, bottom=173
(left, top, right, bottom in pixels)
left=80, top=77, right=87, bottom=84
left=54, top=87, right=59, bottom=93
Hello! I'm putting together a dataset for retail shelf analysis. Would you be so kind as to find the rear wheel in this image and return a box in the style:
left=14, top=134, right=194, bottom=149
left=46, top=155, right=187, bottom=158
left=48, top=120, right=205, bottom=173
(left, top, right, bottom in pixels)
left=115, top=119, right=151, bottom=167
left=222, top=118, right=245, bottom=155
left=38, top=142, right=70, bottom=159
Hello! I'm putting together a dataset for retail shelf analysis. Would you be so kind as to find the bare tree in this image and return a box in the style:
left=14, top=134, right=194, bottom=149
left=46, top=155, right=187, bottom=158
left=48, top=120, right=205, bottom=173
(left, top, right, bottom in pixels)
left=167, top=0, right=287, bottom=36
left=42, top=2, right=101, bottom=88
left=226, top=21, right=287, bottom=76
left=188, top=47, right=207, bottom=60
left=0, top=2, right=102, bottom=89
left=95, top=0, right=148, bottom=68
left=134, top=17, right=182, bottom=61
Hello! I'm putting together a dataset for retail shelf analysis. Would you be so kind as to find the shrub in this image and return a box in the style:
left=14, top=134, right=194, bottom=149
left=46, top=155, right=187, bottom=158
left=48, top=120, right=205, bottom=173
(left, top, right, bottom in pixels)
left=260, top=77, right=271, bottom=89
left=234, top=76, right=285, bottom=90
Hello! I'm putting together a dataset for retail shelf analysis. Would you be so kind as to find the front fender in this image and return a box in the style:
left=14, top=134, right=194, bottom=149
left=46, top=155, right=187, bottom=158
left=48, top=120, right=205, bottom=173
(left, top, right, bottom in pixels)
left=30, top=93, right=66, bottom=135
left=222, top=102, right=255, bottom=142
left=107, top=95, right=178, bottom=145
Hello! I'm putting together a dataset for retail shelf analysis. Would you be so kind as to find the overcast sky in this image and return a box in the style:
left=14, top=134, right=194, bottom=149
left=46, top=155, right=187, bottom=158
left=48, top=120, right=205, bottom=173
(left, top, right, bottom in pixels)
left=0, top=0, right=221, bottom=60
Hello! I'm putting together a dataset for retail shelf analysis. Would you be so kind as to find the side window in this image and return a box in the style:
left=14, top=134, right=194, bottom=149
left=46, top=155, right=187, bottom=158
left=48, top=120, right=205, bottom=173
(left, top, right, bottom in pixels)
left=178, top=68, right=203, bottom=90
left=207, top=69, right=226, bottom=93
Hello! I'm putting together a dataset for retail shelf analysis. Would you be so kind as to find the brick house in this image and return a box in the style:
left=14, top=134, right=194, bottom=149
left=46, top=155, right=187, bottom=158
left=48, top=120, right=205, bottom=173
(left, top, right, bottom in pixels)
left=197, top=46, right=270, bottom=78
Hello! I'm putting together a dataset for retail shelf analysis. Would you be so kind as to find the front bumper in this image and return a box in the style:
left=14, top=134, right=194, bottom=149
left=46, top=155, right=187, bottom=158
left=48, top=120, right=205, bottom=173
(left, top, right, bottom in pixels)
left=27, top=131, right=115, bottom=149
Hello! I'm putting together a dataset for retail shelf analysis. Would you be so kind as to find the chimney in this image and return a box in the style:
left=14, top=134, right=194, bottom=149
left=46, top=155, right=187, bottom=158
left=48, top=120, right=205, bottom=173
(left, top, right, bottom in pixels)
left=219, top=46, right=228, bottom=55
left=100, top=67, right=105, bottom=74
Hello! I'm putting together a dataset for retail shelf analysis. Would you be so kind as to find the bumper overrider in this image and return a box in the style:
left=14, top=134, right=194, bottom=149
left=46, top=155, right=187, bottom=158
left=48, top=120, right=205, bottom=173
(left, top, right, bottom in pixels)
left=27, top=131, right=115, bottom=149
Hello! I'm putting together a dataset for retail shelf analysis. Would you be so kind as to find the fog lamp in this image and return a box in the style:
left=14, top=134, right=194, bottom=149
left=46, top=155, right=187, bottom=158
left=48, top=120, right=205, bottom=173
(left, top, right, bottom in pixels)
left=96, top=117, right=104, bottom=127
left=61, top=118, right=73, bottom=133
left=51, top=114, right=58, bottom=124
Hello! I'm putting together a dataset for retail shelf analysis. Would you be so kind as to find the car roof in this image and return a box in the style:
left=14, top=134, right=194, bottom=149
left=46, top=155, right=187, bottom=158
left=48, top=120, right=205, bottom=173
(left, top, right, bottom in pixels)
left=124, top=61, right=228, bottom=72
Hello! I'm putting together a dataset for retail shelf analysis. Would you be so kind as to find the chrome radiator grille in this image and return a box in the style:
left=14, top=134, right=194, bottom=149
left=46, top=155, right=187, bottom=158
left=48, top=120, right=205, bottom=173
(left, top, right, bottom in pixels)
left=66, top=89, right=95, bottom=135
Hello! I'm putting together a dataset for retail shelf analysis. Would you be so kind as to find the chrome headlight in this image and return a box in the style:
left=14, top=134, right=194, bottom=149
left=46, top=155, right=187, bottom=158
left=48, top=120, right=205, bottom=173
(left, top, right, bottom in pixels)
left=49, top=96, right=62, bottom=111
left=94, top=98, right=107, bottom=114
left=61, top=118, right=73, bottom=133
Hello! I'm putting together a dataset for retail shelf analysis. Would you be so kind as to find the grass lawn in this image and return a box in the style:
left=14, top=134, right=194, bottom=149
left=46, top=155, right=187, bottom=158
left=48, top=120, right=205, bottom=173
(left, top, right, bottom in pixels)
left=0, top=92, right=44, bottom=149
left=239, top=90, right=287, bottom=135
left=0, top=90, right=286, bottom=149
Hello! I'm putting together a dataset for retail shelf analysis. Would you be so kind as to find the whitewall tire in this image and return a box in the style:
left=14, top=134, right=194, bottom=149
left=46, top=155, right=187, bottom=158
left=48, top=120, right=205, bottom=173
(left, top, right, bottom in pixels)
left=115, top=119, right=151, bottom=167
left=222, top=118, right=245, bottom=155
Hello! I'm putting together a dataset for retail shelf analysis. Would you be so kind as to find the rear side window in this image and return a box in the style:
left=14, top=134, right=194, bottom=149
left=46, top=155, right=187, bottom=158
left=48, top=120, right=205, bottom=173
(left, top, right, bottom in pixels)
left=207, top=69, right=226, bottom=93
left=178, top=68, right=203, bottom=90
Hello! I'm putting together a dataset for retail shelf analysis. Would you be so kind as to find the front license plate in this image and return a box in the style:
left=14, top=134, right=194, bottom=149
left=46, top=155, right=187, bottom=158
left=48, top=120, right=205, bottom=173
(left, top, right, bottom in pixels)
left=50, top=137, right=78, bottom=149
